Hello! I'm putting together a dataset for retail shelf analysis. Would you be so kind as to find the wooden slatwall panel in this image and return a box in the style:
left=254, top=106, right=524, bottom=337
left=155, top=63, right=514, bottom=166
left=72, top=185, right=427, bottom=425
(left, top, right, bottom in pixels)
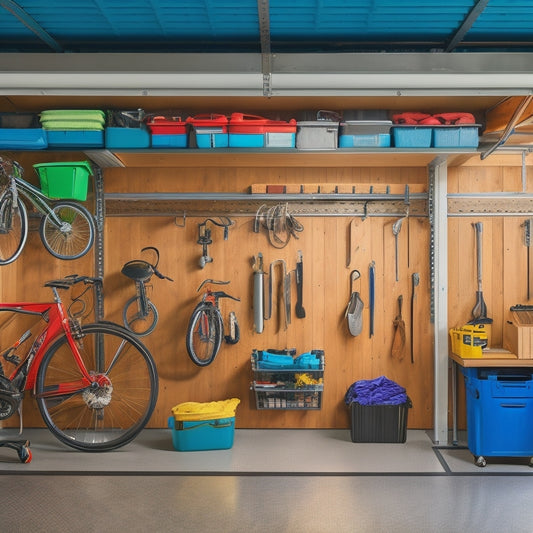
left=99, top=164, right=433, bottom=429
left=2, top=157, right=530, bottom=431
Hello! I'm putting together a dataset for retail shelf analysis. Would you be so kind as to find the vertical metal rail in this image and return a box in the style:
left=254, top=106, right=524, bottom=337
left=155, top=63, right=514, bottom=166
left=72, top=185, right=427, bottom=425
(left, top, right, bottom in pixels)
left=93, top=165, right=105, bottom=321
left=257, top=0, right=272, bottom=97
left=92, top=166, right=106, bottom=373
left=429, top=157, right=449, bottom=445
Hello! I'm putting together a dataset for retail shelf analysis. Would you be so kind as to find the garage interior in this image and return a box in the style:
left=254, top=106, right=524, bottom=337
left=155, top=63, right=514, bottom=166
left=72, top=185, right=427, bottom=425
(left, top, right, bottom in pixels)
left=2, top=1, right=533, bottom=532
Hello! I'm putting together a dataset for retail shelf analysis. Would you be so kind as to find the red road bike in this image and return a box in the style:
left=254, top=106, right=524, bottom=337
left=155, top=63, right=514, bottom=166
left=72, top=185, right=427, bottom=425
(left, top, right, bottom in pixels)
left=0, top=275, right=158, bottom=455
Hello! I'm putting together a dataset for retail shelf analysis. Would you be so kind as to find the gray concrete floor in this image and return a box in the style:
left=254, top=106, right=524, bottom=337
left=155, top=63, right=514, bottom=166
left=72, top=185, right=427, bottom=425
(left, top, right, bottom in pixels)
left=2, top=429, right=533, bottom=532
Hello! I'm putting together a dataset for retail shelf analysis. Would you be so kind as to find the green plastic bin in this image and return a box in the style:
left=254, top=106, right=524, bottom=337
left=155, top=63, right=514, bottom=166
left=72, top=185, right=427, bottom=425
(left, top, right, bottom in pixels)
left=33, top=161, right=92, bottom=201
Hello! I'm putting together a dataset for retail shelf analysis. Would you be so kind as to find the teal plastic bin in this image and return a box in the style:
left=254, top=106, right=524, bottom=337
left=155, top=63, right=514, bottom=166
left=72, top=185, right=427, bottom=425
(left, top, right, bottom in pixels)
left=168, top=416, right=236, bottom=451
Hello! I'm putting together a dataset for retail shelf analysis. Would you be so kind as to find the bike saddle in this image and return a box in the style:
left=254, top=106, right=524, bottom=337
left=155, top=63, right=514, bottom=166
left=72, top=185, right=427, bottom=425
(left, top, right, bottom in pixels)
left=121, top=260, right=153, bottom=282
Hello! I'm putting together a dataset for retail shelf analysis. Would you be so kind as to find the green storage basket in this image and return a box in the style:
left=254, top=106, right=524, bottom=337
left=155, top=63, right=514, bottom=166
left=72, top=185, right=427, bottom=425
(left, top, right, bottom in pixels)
left=33, top=161, right=92, bottom=201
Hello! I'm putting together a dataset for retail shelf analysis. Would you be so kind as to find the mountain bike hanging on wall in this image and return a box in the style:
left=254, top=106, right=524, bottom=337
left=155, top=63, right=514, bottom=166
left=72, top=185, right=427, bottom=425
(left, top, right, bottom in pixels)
left=0, top=275, right=158, bottom=452
left=0, top=157, right=95, bottom=265
left=121, top=247, right=173, bottom=337
left=185, top=279, right=240, bottom=367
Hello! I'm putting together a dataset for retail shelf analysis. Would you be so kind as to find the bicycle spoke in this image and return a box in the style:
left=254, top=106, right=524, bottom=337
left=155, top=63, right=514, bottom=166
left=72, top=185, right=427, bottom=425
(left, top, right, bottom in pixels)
left=36, top=323, right=157, bottom=451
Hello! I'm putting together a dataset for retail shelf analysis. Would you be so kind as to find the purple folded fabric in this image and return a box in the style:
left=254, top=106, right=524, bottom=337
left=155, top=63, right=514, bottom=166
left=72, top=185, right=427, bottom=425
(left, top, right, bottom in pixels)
left=344, top=376, right=407, bottom=406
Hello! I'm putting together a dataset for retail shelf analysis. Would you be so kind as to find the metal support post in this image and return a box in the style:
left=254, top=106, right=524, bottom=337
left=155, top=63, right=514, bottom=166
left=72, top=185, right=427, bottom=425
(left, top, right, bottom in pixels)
left=429, top=157, right=449, bottom=444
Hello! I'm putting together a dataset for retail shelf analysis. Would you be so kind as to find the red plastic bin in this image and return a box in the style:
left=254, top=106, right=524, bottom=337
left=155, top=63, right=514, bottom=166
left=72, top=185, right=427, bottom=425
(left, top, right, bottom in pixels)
left=146, top=116, right=187, bottom=134
left=229, top=113, right=296, bottom=147
left=186, top=114, right=229, bottom=131
left=229, top=113, right=296, bottom=133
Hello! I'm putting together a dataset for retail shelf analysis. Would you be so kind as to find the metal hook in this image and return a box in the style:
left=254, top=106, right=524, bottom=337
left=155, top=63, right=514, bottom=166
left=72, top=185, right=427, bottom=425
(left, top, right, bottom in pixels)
left=361, top=201, right=369, bottom=221
left=174, top=212, right=186, bottom=227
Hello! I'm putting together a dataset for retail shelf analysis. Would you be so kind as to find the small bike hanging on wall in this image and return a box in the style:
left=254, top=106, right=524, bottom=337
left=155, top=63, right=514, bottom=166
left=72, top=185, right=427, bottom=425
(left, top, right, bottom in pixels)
left=185, top=279, right=240, bottom=367
left=0, top=157, right=95, bottom=265
left=121, top=246, right=173, bottom=337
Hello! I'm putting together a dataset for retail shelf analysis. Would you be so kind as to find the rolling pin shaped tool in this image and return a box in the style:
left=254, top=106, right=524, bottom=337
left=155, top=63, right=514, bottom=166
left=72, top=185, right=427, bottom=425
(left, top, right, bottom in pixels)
left=252, top=253, right=265, bottom=333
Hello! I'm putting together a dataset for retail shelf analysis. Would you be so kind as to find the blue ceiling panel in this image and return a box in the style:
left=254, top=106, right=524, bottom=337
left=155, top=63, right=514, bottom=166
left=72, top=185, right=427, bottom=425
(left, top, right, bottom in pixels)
left=0, top=0, right=531, bottom=53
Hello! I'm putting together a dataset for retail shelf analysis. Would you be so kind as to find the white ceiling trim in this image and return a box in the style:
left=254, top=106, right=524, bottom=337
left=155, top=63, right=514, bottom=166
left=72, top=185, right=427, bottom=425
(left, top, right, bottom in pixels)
left=1, top=52, right=533, bottom=97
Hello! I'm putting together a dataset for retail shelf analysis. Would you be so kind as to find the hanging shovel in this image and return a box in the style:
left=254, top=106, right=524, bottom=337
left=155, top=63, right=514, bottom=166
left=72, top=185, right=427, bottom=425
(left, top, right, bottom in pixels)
left=391, top=295, right=406, bottom=360
left=471, top=222, right=489, bottom=321
left=345, top=269, right=364, bottom=336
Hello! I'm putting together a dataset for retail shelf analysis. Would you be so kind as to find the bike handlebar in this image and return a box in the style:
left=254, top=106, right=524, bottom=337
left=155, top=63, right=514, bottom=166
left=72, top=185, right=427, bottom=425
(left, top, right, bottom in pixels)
left=212, top=291, right=240, bottom=302
left=44, top=274, right=103, bottom=290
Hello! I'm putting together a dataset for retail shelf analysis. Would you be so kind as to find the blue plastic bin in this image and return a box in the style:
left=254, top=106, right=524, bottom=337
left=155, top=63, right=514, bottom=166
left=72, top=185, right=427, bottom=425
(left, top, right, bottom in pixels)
left=46, top=130, right=104, bottom=148
left=339, top=133, right=391, bottom=148
left=392, top=126, right=432, bottom=148
left=432, top=126, right=480, bottom=148
left=196, top=132, right=229, bottom=148
left=228, top=132, right=295, bottom=148
left=151, top=133, right=187, bottom=148
left=168, top=416, right=236, bottom=451
left=105, top=127, right=150, bottom=149
left=461, top=367, right=533, bottom=458
left=0, top=129, right=48, bottom=149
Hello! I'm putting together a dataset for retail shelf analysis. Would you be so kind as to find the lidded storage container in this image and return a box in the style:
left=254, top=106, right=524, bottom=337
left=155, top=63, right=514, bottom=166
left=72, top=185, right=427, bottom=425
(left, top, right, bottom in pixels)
left=146, top=115, right=188, bottom=148
left=186, top=114, right=229, bottom=148
left=296, top=110, right=341, bottom=150
left=228, top=113, right=296, bottom=148
left=168, top=398, right=240, bottom=451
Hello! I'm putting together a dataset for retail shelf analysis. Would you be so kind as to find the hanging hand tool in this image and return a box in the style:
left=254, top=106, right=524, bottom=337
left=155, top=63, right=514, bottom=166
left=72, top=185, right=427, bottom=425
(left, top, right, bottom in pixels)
left=369, top=261, right=375, bottom=338
left=470, top=222, right=490, bottom=321
left=392, top=216, right=404, bottom=282
left=224, top=311, right=240, bottom=344
left=252, top=253, right=265, bottom=333
left=345, top=269, right=364, bottom=336
left=391, top=295, right=406, bottom=360
left=295, top=250, right=306, bottom=318
left=197, top=217, right=234, bottom=268
left=268, top=259, right=291, bottom=330
left=411, top=273, right=419, bottom=364
left=523, top=218, right=533, bottom=300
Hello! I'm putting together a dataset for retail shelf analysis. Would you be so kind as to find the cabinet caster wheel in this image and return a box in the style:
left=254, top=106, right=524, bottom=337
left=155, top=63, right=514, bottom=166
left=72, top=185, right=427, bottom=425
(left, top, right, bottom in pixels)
left=474, top=455, right=487, bottom=467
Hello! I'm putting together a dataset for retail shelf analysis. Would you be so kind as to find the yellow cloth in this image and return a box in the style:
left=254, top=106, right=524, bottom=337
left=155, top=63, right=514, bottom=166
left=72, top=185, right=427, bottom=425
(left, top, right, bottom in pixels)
left=171, top=398, right=240, bottom=422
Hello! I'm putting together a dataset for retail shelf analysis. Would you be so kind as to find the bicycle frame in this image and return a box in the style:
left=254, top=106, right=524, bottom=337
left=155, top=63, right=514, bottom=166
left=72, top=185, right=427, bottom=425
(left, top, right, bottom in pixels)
left=14, top=175, right=65, bottom=228
left=0, top=297, right=94, bottom=395
left=134, top=279, right=150, bottom=318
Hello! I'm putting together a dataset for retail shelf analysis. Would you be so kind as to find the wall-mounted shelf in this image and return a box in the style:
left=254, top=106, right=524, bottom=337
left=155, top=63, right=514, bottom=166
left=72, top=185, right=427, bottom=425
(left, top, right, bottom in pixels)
left=94, top=147, right=481, bottom=168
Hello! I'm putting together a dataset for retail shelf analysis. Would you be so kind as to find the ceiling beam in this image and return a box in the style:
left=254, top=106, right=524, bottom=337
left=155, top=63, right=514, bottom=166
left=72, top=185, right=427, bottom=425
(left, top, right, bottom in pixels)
left=444, top=0, right=490, bottom=53
left=0, top=0, right=63, bottom=52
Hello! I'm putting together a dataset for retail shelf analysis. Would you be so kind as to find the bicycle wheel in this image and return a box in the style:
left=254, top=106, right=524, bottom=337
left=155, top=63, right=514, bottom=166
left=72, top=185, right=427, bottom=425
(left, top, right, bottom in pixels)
left=35, top=322, right=158, bottom=452
left=185, top=301, right=224, bottom=366
left=123, top=296, right=159, bottom=337
left=40, top=201, right=95, bottom=260
left=0, top=196, right=27, bottom=265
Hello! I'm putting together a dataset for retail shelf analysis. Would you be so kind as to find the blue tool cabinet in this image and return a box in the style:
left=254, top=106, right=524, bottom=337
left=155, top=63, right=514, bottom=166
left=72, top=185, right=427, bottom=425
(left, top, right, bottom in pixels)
left=461, top=367, right=533, bottom=466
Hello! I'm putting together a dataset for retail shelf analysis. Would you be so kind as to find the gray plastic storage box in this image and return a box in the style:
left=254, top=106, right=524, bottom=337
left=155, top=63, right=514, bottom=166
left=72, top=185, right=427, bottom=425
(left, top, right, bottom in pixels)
left=296, top=110, right=341, bottom=150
